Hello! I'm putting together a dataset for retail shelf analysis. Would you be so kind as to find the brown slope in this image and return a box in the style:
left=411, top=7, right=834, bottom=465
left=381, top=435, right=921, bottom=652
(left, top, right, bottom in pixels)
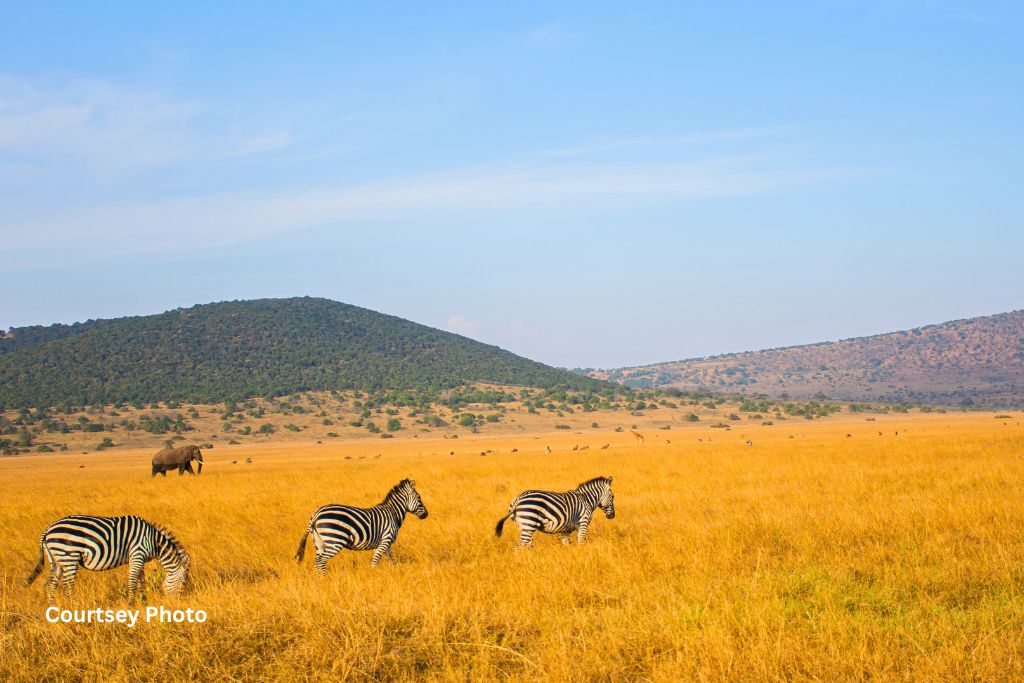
left=590, top=310, right=1024, bottom=407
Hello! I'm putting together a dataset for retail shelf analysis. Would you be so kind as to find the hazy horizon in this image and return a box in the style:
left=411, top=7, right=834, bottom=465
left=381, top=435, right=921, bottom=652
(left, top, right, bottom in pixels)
left=2, top=3, right=1022, bottom=367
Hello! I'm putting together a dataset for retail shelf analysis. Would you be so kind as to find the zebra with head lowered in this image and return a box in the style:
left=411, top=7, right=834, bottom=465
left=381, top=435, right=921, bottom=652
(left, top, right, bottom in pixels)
left=25, top=515, right=190, bottom=603
left=295, top=478, right=428, bottom=573
left=495, top=476, right=615, bottom=547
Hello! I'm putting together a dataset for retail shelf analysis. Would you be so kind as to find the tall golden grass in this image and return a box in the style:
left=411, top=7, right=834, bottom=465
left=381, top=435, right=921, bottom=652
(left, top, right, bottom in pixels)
left=1, top=413, right=1022, bottom=681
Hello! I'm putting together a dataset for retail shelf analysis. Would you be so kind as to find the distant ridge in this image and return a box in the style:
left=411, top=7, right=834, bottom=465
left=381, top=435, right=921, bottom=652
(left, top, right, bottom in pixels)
left=589, top=310, right=1024, bottom=407
left=0, top=297, right=604, bottom=408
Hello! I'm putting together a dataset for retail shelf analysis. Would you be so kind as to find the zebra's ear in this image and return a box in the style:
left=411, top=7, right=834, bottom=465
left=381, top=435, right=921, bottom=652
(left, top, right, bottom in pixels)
left=409, top=479, right=416, bottom=487
left=607, top=476, right=613, bottom=483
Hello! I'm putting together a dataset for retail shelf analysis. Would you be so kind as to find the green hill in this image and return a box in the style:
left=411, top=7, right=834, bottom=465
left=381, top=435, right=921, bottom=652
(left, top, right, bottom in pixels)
left=0, top=297, right=604, bottom=409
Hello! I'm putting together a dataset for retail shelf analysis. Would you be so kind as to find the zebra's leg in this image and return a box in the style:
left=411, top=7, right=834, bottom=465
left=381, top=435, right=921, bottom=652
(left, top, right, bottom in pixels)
left=517, top=523, right=537, bottom=548
left=385, top=547, right=395, bottom=563
left=560, top=532, right=572, bottom=545
left=45, top=564, right=62, bottom=604
left=313, top=545, right=339, bottom=576
left=371, top=535, right=395, bottom=567
left=577, top=514, right=592, bottom=544
left=60, top=562, right=79, bottom=600
left=127, top=554, right=146, bottom=601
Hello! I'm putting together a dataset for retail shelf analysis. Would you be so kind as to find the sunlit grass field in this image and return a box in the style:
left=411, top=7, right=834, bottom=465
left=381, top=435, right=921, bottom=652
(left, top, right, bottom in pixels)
left=2, top=413, right=1022, bottom=681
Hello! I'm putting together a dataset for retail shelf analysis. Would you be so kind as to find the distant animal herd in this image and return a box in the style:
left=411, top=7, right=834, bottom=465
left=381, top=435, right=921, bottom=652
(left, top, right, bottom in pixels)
left=25, top=444, right=617, bottom=602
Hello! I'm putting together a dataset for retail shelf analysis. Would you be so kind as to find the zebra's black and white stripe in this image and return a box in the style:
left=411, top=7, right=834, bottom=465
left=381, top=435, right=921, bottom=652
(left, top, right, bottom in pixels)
left=495, top=476, right=615, bottom=547
left=25, top=515, right=190, bottom=603
left=295, top=478, right=428, bottom=573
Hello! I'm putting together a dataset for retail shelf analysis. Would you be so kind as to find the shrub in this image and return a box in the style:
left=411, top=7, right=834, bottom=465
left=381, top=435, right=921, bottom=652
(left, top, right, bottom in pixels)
left=258, top=423, right=275, bottom=434
left=387, top=418, right=402, bottom=432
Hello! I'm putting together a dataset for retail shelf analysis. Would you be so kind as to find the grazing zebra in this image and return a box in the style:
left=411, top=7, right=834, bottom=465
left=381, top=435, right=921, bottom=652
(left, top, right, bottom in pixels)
left=295, top=479, right=428, bottom=573
left=25, top=515, right=190, bottom=603
left=495, top=476, right=615, bottom=547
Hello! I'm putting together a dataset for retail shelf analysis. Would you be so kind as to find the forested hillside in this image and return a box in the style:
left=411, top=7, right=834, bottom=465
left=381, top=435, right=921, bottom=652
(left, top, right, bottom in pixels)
left=0, top=298, right=604, bottom=408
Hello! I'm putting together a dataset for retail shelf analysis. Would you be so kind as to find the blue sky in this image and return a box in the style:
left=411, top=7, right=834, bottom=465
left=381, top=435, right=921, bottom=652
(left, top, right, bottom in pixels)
left=1, top=2, right=1021, bottom=368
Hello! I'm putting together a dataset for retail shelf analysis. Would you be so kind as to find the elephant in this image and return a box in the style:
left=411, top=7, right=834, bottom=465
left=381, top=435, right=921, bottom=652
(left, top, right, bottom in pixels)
left=151, top=445, right=204, bottom=477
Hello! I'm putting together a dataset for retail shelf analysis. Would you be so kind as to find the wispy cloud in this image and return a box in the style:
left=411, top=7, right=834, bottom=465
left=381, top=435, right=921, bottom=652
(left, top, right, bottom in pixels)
left=6, top=156, right=851, bottom=262
left=0, top=76, right=291, bottom=175
left=445, top=314, right=481, bottom=338
left=0, top=77, right=850, bottom=267
left=527, top=23, right=573, bottom=45
left=446, top=314, right=544, bottom=351
left=533, top=127, right=789, bottom=159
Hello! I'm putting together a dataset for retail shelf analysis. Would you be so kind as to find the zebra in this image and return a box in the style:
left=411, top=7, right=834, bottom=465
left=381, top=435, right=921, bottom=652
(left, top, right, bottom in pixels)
left=295, top=478, right=428, bottom=573
left=25, top=515, right=190, bottom=603
left=495, top=476, right=615, bottom=547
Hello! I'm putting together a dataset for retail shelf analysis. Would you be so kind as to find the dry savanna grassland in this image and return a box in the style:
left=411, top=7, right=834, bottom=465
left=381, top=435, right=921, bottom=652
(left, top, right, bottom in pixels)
left=1, top=409, right=1023, bottom=681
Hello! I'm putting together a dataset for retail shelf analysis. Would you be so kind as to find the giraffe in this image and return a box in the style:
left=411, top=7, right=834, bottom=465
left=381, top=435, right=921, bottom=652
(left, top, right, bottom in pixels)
left=631, top=430, right=644, bottom=447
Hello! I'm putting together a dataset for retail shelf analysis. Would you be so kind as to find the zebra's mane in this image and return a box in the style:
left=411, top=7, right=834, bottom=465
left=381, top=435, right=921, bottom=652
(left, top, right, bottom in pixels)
left=383, top=478, right=414, bottom=503
left=575, top=476, right=612, bottom=490
left=154, top=524, right=190, bottom=563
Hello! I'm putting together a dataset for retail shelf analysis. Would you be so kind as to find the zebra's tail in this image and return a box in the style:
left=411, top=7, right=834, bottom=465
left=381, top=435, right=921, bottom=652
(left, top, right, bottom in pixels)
left=25, top=538, right=45, bottom=586
left=294, top=526, right=311, bottom=563
left=495, top=512, right=511, bottom=538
